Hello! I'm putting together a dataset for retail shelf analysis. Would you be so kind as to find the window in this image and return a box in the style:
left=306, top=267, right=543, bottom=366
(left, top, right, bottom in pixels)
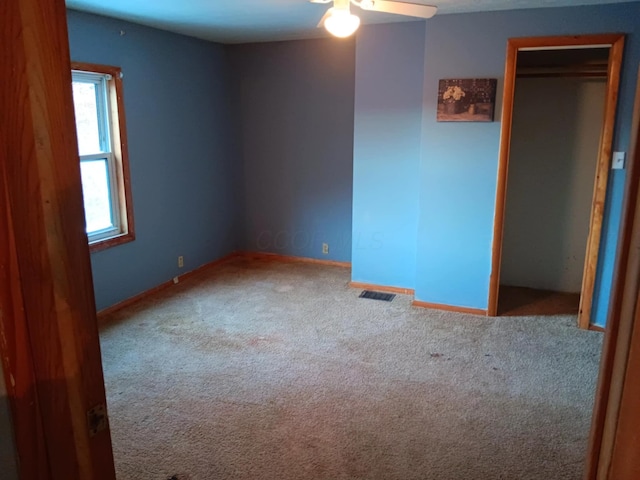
left=71, top=62, right=134, bottom=251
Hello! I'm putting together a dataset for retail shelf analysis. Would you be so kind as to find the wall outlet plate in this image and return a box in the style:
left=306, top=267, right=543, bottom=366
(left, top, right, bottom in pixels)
left=322, top=243, right=329, bottom=255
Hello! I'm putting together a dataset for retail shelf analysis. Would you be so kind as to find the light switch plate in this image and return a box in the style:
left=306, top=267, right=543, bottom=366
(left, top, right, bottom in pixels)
left=612, top=151, right=626, bottom=170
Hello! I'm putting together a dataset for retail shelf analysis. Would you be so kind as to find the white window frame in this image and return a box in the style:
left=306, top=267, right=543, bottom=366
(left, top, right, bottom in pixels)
left=71, top=63, right=134, bottom=251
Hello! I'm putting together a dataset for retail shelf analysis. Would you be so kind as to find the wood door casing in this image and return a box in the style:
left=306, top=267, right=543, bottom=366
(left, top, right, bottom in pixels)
left=488, top=34, right=625, bottom=330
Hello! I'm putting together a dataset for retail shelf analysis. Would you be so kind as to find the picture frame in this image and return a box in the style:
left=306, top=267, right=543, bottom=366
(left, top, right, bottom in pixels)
left=437, top=78, right=497, bottom=122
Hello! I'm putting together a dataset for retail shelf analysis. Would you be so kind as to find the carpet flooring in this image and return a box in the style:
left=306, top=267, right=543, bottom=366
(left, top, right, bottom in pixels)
left=99, top=257, right=604, bottom=480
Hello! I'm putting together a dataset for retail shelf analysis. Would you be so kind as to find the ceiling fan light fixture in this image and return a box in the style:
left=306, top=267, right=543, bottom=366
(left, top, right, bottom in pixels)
left=324, top=8, right=360, bottom=38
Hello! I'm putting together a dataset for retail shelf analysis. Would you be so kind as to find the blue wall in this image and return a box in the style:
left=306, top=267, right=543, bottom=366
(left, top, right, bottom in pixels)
left=70, top=2, right=639, bottom=326
left=355, top=2, right=640, bottom=326
left=67, top=11, right=242, bottom=310
left=419, top=3, right=639, bottom=325
left=227, top=39, right=355, bottom=263
left=352, top=22, right=425, bottom=289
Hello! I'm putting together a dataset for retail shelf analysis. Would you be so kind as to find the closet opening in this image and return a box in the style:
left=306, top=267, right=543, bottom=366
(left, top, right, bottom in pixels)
left=488, top=35, right=625, bottom=329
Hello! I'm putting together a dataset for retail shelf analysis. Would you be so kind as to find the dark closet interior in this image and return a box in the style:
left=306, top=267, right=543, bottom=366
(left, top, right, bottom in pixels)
left=498, top=47, right=609, bottom=316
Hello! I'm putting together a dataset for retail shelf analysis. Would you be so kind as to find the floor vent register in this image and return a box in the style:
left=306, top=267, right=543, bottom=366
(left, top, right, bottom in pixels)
left=359, top=290, right=396, bottom=302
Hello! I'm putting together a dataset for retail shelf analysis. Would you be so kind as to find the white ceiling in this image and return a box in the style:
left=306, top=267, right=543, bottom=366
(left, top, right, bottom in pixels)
left=65, top=0, right=638, bottom=44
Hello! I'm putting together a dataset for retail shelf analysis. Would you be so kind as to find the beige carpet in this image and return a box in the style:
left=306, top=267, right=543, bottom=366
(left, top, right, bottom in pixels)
left=99, top=257, right=603, bottom=480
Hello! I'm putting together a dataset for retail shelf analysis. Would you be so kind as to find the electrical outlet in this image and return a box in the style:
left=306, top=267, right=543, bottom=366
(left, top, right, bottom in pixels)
left=322, top=243, right=329, bottom=255
left=178, top=256, right=184, bottom=268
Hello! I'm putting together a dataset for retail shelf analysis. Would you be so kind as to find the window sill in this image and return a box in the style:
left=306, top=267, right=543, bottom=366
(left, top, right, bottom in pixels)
left=89, top=232, right=135, bottom=253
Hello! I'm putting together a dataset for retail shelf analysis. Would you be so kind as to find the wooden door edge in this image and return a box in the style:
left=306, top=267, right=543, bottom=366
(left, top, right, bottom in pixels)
left=0, top=149, right=51, bottom=479
left=2, top=0, right=117, bottom=477
left=585, top=64, right=640, bottom=480
left=488, top=39, right=518, bottom=316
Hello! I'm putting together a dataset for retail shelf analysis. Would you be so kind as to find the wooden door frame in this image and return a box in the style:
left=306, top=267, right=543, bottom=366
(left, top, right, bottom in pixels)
left=585, top=65, right=640, bottom=480
left=487, top=34, right=625, bottom=329
left=1, top=0, right=116, bottom=478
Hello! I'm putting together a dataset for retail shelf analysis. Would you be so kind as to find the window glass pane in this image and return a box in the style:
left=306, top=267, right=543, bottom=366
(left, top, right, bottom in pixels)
left=80, top=159, right=114, bottom=234
left=72, top=81, right=102, bottom=155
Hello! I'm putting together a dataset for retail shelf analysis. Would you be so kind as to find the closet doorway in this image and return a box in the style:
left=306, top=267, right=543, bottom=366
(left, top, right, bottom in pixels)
left=488, top=34, right=625, bottom=329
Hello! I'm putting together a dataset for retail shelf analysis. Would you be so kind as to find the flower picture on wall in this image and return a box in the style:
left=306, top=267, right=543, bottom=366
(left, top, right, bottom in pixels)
left=437, top=78, right=497, bottom=122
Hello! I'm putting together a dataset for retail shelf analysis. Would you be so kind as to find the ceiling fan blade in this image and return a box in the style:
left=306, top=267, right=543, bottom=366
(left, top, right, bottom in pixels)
left=317, top=8, right=334, bottom=28
left=358, top=0, right=437, bottom=19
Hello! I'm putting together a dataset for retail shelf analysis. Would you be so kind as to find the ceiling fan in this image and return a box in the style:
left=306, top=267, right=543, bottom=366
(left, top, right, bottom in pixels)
left=311, top=0, right=437, bottom=38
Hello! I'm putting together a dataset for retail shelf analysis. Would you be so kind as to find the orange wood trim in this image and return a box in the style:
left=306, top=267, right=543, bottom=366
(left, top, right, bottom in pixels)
left=97, top=252, right=239, bottom=320
left=349, top=282, right=414, bottom=295
left=508, top=34, right=624, bottom=50
left=240, top=251, right=351, bottom=268
left=2, top=0, right=116, bottom=477
left=608, top=298, right=640, bottom=478
left=586, top=65, right=640, bottom=480
left=517, top=72, right=608, bottom=79
left=72, top=62, right=136, bottom=253
left=0, top=127, right=49, bottom=478
left=487, top=34, right=625, bottom=324
left=71, top=61, right=120, bottom=77
left=99, top=251, right=349, bottom=322
left=579, top=35, right=625, bottom=329
left=412, top=300, right=487, bottom=316
left=487, top=39, right=518, bottom=317
left=97, top=279, right=174, bottom=322
left=589, top=325, right=606, bottom=333
left=89, top=231, right=135, bottom=253
left=111, top=63, right=135, bottom=245
left=176, top=252, right=239, bottom=282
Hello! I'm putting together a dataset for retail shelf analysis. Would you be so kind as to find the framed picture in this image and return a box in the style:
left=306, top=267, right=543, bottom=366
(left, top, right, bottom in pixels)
left=437, top=78, right=497, bottom=122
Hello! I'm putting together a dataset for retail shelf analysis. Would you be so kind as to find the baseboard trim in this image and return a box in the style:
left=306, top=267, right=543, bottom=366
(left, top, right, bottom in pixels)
left=349, top=281, right=414, bottom=295
left=589, top=324, right=606, bottom=333
left=412, top=300, right=487, bottom=316
left=96, top=252, right=493, bottom=322
left=97, top=252, right=239, bottom=321
left=240, top=251, right=351, bottom=268
left=97, top=279, right=174, bottom=323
